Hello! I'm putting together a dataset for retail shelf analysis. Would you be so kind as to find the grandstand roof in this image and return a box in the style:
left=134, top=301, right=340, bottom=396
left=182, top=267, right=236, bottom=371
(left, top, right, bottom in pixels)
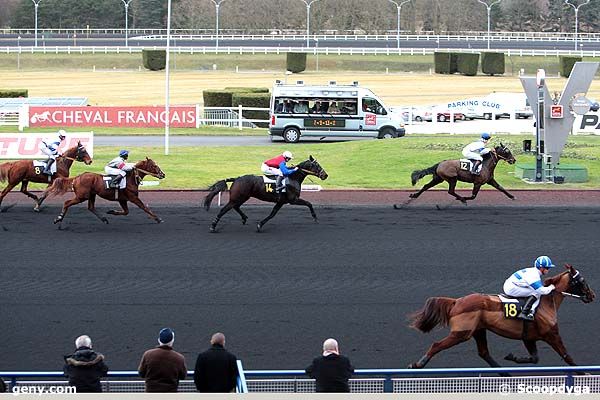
left=0, top=97, right=88, bottom=111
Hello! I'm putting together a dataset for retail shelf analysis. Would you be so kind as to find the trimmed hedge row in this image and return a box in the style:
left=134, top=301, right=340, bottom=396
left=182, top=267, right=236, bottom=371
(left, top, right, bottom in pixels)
left=203, top=88, right=271, bottom=128
left=0, top=89, right=28, bottom=98
left=434, top=52, right=506, bottom=76
left=142, top=49, right=166, bottom=71
left=559, top=55, right=582, bottom=78
left=286, top=52, right=307, bottom=73
left=481, top=52, right=505, bottom=75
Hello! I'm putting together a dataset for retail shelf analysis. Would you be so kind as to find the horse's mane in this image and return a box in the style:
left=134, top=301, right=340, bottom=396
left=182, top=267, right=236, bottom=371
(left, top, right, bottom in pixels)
left=544, top=270, right=569, bottom=286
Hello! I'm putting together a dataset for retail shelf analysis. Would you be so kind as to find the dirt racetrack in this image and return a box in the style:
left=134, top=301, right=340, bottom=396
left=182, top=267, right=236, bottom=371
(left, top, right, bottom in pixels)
left=0, top=190, right=599, bottom=372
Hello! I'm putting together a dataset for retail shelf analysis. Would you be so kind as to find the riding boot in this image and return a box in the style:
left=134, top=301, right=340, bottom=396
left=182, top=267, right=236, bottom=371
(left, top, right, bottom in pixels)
left=471, top=160, right=481, bottom=175
left=275, top=176, right=284, bottom=193
left=44, top=158, right=55, bottom=175
left=518, top=296, right=537, bottom=321
left=110, top=175, right=123, bottom=188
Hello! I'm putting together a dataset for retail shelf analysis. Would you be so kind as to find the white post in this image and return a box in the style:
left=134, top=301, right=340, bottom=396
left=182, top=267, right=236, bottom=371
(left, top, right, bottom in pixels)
left=238, top=104, right=243, bottom=131
left=211, top=0, right=227, bottom=49
left=121, top=0, right=133, bottom=47
left=31, top=0, right=42, bottom=47
left=387, top=0, right=411, bottom=50
left=164, top=0, right=172, bottom=155
left=565, top=0, right=591, bottom=51
left=476, top=0, right=501, bottom=50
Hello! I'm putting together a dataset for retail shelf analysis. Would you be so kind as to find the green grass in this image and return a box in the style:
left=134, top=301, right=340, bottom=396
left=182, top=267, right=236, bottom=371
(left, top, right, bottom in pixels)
left=8, top=134, right=600, bottom=191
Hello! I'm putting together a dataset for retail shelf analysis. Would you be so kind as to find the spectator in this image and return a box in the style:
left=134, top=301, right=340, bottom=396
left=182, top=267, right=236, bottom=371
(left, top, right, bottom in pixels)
left=305, top=338, right=354, bottom=393
left=294, top=101, right=309, bottom=113
left=328, top=102, right=340, bottom=114
left=138, top=328, right=187, bottom=393
left=194, top=332, right=238, bottom=393
left=0, top=377, right=6, bottom=393
left=63, top=335, right=108, bottom=393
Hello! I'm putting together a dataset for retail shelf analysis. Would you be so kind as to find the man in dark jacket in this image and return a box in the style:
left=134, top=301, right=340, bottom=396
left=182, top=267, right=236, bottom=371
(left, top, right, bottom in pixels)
left=194, top=332, right=238, bottom=392
left=305, top=338, right=354, bottom=392
left=63, top=335, right=108, bottom=393
left=138, top=327, right=187, bottom=392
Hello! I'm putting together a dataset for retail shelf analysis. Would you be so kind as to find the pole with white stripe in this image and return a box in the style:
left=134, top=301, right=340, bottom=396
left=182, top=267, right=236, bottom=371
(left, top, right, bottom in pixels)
left=164, top=0, right=172, bottom=155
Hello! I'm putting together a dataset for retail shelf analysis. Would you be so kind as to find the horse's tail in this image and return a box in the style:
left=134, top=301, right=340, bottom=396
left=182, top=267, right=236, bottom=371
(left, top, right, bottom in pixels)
left=0, top=162, right=13, bottom=182
left=203, top=178, right=236, bottom=211
left=409, top=297, right=456, bottom=333
left=411, top=163, right=439, bottom=186
left=47, top=177, right=75, bottom=197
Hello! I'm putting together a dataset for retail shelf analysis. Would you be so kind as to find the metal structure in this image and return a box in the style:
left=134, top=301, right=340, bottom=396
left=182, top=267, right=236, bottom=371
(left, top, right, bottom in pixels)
left=210, top=0, right=228, bottom=48
left=30, top=0, right=42, bottom=47
left=387, top=0, right=411, bottom=49
left=300, top=0, right=322, bottom=47
left=477, top=0, right=502, bottom=50
left=120, top=0, right=134, bottom=47
left=164, top=0, right=172, bottom=155
left=564, top=0, right=592, bottom=51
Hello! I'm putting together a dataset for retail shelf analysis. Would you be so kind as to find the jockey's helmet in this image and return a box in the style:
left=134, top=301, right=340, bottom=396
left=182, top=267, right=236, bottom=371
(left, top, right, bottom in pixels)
left=481, top=132, right=491, bottom=140
left=534, top=255, right=555, bottom=269
left=283, top=150, right=293, bottom=160
left=119, top=149, right=129, bottom=158
left=58, top=129, right=66, bottom=140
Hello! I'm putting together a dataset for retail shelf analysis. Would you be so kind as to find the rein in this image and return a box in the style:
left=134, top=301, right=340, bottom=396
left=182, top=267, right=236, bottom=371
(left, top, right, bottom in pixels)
left=134, top=167, right=161, bottom=179
left=562, top=291, right=582, bottom=299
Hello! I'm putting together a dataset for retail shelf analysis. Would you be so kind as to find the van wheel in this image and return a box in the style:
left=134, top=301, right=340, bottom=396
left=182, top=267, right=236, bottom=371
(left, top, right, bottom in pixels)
left=415, top=116, right=423, bottom=122
left=378, top=127, right=396, bottom=139
left=438, top=114, right=446, bottom=122
left=484, top=113, right=492, bottom=120
left=283, top=127, right=300, bottom=143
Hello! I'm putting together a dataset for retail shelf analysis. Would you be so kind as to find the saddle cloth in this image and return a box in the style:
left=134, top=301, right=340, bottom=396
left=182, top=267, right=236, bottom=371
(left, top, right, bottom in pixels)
left=262, top=175, right=277, bottom=183
left=103, top=175, right=126, bottom=190
left=459, top=159, right=481, bottom=173
left=32, top=160, right=56, bottom=175
left=497, top=294, right=528, bottom=319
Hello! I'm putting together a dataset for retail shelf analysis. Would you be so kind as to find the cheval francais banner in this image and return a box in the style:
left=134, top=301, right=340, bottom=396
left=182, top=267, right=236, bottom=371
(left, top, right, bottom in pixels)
left=0, top=133, right=93, bottom=159
left=28, top=106, right=197, bottom=128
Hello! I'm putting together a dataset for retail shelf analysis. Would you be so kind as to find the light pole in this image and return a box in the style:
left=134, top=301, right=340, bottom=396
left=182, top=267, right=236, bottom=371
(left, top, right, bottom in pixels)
left=211, top=0, right=227, bottom=48
left=17, top=36, right=21, bottom=70
left=387, top=0, right=411, bottom=49
left=164, top=0, right=173, bottom=155
left=565, top=0, right=591, bottom=51
left=476, top=0, right=501, bottom=50
left=300, top=0, right=321, bottom=48
left=120, top=0, right=134, bottom=47
left=31, top=0, right=42, bottom=47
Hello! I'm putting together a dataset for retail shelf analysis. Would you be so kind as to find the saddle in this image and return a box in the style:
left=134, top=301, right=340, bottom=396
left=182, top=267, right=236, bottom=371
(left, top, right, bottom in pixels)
left=497, top=294, right=529, bottom=319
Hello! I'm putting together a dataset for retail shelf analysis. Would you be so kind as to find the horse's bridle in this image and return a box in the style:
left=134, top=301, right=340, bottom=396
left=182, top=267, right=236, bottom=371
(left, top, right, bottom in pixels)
left=492, top=148, right=511, bottom=162
left=61, top=145, right=86, bottom=162
left=134, top=166, right=162, bottom=179
left=299, top=160, right=325, bottom=179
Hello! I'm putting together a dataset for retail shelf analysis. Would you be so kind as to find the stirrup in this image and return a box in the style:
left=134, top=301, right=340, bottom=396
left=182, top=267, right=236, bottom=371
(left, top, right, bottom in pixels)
left=518, top=312, right=534, bottom=321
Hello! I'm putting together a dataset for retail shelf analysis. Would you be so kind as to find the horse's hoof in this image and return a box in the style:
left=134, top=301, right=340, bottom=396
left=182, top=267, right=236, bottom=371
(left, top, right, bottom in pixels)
left=242, top=218, right=247, bottom=225
left=504, top=353, right=516, bottom=362
left=409, top=194, right=417, bottom=199
left=256, top=223, right=262, bottom=232
left=313, top=218, right=319, bottom=224
left=53, top=216, right=62, bottom=224
left=33, top=206, right=41, bottom=213
left=407, top=363, right=418, bottom=369
left=209, top=225, right=217, bottom=233
left=101, top=218, right=109, bottom=224
left=106, top=210, right=116, bottom=215
left=156, top=218, right=163, bottom=224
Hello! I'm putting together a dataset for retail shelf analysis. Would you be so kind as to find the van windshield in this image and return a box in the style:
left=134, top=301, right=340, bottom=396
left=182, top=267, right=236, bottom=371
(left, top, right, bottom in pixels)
left=274, top=97, right=358, bottom=115
left=362, top=97, right=387, bottom=115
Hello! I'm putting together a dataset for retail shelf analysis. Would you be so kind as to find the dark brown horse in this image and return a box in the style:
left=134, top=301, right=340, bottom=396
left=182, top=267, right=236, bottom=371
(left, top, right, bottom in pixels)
left=0, top=142, right=92, bottom=212
left=203, top=156, right=328, bottom=232
left=409, top=144, right=516, bottom=204
left=46, top=158, right=165, bottom=224
left=408, top=265, right=595, bottom=371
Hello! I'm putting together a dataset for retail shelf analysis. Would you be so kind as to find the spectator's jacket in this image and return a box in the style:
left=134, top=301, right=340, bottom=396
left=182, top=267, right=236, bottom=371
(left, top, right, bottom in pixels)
left=265, top=155, right=286, bottom=168
left=193, top=344, right=238, bottom=392
left=63, top=347, right=109, bottom=393
left=138, top=345, right=187, bottom=393
left=305, top=354, right=354, bottom=393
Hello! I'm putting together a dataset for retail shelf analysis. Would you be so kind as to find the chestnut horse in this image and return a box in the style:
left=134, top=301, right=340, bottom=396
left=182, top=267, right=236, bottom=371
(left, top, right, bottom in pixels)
left=46, top=158, right=165, bottom=224
left=408, top=265, right=595, bottom=371
left=203, top=156, right=328, bottom=232
left=0, top=142, right=92, bottom=212
left=409, top=144, right=516, bottom=204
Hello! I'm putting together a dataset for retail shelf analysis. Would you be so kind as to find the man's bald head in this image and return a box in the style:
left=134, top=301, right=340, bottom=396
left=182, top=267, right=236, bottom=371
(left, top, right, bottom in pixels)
left=211, top=332, right=226, bottom=346
left=322, top=338, right=339, bottom=353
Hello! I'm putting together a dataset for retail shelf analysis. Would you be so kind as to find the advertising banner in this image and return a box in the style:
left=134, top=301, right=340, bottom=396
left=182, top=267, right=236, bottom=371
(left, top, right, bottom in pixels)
left=0, top=132, right=94, bottom=159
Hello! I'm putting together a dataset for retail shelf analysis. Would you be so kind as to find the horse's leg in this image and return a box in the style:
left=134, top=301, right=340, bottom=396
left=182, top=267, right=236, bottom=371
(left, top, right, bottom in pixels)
left=447, top=178, right=466, bottom=203
left=34, top=189, right=48, bottom=212
left=257, top=202, right=284, bottom=232
left=409, top=330, right=471, bottom=368
left=210, top=201, right=236, bottom=232
left=505, top=340, right=539, bottom=364
left=19, top=181, right=39, bottom=202
left=464, top=184, right=482, bottom=201
left=487, top=178, right=515, bottom=200
left=107, top=199, right=129, bottom=216
left=473, top=329, right=510, bottom=377
left=233, top=205, right=248, bottom=225
left=410, top=176, right=443, bottom=199
left=289, top=197, right=318, bottom=222
left=0, top=181, right=19, bottom=211
left=54, top=196, right=86, bottom=224
left=87, top=193, right=109, bottom=224
left=543, top=330, right=577, bottom=367
left=129, top=196, right=163, bottom=223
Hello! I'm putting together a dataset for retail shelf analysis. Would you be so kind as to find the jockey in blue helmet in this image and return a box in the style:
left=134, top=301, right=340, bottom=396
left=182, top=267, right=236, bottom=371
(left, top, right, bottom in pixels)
left=462, top=132, right=492, bottom=175
left=502, top=256, right=556, bottom=321
left=104, top=150, right=134, bottom=188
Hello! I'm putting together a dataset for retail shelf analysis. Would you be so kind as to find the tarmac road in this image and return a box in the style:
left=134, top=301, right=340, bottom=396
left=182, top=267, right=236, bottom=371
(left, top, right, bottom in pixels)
left=0, top=204, right=599, bottom=371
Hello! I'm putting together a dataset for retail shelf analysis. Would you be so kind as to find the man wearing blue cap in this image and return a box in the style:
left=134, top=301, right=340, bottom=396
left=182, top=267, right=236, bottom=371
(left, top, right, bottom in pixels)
left=104, top=149, right=134, bottom=188
left=138, top=328, right=187, bottom=392
left=462, top=133, right=492, bottom=175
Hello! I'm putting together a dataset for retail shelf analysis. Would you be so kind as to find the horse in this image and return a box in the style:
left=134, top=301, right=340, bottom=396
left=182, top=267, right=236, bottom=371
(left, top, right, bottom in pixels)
left=0, top=142, right=92, bottom=212
left=409, top=144, right=516, bottom=204
left=408, top=264, right=595, bottom=372
left=46, top=158, right=166, bottom=225
left=203, top=156, right=328, bottom=232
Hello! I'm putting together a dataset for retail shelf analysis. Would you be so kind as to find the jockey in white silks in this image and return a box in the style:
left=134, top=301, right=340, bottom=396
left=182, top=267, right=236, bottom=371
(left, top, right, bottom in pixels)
left=461, top=132, right=492, bottom=175
left=39, top=130, right=66, bottom=175
left=104, top=150, right=135, bottom=188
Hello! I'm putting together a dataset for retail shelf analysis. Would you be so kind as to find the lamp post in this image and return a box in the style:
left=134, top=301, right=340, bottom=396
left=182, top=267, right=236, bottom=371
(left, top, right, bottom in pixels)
left=565, top=0, right=591, bottom=51
left=387, top=0, right=411, bottom=49
left=120, top=0, right=134, bottom=47
left=17, top=36, right=21, bottom=70
left=476, top=0, right=501, bottom=50
left=31, top=0, right=42, bottom=47
left=300, top=0, right=321, bottom=48
left=210, top=0, right=227, bottom=49
left=164, top=0, right=173, bottom=155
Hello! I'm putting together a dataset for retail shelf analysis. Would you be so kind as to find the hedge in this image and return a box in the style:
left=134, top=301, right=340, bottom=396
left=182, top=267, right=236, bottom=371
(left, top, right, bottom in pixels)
left=232, top=92, right=270, bottom=127
left=457, top=53, right=480, bottom=76
left=203, top=90, right=234, bottom=107
left=224, top=87, right=270, bottom=93
left=481, top=52, right=505, bottom=75
left=434, top=52, right=457, bottom=74
left=286, top=52, right=307, bottom=73
left=142, top=49, right=166, bottom=71
left=0, top=89, right=28, bottom=98
left=559, top=55, right=582, bottom=78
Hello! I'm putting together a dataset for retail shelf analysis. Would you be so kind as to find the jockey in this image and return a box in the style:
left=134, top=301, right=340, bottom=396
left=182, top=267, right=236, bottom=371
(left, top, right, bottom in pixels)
left=261, top=150, right=298, bottom=193
left=40, top=130, right=66, bottom=175
left=502, top=255, right=556, bottom=321
left=462, top=132, right=492, bottom=175
left=104, top=150, right=135, bottom=187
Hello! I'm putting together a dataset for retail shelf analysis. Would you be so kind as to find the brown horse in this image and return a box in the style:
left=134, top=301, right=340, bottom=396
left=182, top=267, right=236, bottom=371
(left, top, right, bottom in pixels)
left=46, top=158, right=166, bottom=224
left=409, top=144, right=516, bottom=204
left=203, top=156, right=328, bottom=232
left=0, top=142, right=92, bottom=212
left=408, top=265, right=595, bottom=371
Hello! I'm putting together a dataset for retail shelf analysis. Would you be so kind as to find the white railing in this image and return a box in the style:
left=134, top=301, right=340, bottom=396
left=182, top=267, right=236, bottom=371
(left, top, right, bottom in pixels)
left=0, top=111, right=19, bottom=127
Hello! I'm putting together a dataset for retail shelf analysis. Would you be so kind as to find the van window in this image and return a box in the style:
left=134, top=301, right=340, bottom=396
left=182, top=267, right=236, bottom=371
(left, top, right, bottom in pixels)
left=362, top=97, right=387, bottom=115
left=273, top=97, right=357, bottom=115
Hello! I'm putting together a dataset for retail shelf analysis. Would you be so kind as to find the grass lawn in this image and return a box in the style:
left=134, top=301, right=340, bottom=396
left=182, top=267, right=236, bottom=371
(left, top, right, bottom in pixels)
left=6, top=134, right=599, bottom=191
